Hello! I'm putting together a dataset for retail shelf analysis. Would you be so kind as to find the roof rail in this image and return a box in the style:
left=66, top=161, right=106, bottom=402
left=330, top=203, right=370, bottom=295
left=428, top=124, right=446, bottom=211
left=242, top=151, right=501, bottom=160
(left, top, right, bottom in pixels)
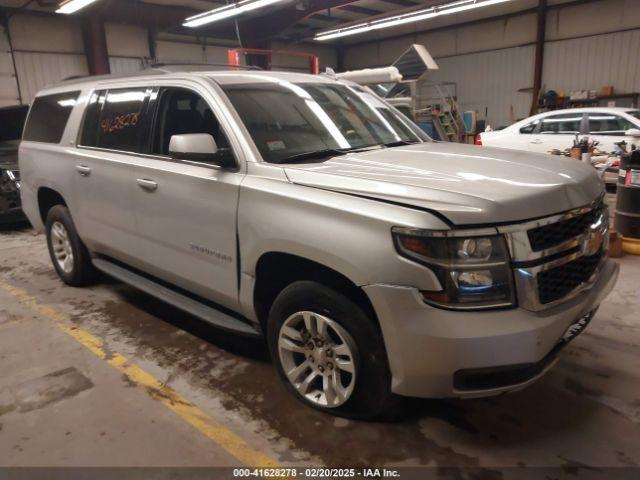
left=149, top=62, right=263, bottom=71
left=62, top=75, right=89, bottom=81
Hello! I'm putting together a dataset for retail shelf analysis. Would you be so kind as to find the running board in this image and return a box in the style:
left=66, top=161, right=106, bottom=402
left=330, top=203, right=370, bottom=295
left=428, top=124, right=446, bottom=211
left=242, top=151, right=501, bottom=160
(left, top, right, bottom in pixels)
left=92, top=258, right=261, bottom=338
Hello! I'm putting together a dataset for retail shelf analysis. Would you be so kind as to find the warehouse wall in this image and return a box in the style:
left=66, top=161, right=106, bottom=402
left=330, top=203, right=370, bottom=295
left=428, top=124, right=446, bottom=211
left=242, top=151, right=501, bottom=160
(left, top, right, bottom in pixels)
left=271, top=40, right=337, bottom=73
left=3, top=12, right=336, bottom=105
left=425, top=46, right=535, bottom=128
left=541, top=0, right=640, bottom=94
left=0, top=24, right=20, bottom=107
left=8, top=14, right=88, bottom=103
left=106, top=23, right=148, bottom=74
left=155, top=37, right=231, bottom=65
left=342, top=0, right=640, bottom=128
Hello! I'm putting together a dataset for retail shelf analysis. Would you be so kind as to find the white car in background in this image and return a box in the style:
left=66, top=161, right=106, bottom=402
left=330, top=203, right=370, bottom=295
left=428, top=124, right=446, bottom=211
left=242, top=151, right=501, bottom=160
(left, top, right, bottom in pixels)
left=477, top=107, right=640, bottom=154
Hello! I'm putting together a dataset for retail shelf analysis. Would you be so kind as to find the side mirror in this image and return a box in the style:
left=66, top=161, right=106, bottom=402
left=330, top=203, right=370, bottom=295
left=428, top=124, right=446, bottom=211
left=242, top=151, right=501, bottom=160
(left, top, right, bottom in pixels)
left=169, top=134, right=234, bottom=168
left=625, top=128, right=640, bottom=137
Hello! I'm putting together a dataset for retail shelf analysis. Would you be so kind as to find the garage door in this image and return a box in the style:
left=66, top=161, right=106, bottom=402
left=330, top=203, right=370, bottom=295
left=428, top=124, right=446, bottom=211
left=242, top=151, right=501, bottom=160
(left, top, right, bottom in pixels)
left=9, top=14, right=89, bottom=104
left=0, top=25, right=21, bottom=107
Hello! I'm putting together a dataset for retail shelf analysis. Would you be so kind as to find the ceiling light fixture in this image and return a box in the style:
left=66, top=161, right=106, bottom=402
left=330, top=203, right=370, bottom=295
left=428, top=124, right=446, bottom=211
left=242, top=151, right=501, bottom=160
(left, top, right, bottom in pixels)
left=56, top=0, right=100, bottom=14
left=183, top=0, right=288, bottom=28
left=314, top=0, right=516, bottom=41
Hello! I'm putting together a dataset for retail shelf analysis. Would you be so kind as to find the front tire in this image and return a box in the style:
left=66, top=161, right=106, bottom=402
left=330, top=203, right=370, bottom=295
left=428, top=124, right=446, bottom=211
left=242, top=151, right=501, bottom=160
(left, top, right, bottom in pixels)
left=45, top=205, right=97, bottom=287
left=267, top=281, right=400, bottom=419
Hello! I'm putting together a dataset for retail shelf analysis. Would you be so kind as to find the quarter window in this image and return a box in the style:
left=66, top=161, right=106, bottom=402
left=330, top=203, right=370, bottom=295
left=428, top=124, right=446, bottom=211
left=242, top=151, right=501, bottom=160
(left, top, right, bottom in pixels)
left=588, top=113, right=634, bottom=136
left=80, top=88, right=149, bottom=152
left=539, top=113, right=583, bottom=134
left=519, top=120, right=539, bottom=134
left=23, top=91, right=80, bottom=143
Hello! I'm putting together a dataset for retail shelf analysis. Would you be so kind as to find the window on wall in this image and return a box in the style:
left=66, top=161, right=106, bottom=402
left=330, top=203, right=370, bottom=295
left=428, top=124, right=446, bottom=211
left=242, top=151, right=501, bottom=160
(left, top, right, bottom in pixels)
left=23, top=91, right=80, bottom=143
left=80, top=88, right=149, bottom=152
left=539, top=113, right=583, bottom=134
left=588, top=113, right=634, bottom=136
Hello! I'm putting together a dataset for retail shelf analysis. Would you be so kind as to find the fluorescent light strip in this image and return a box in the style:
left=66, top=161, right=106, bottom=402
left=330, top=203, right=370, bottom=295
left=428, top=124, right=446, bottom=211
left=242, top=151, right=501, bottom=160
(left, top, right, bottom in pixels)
left=183, top=0, right=287, bottom=28
left=56, top=0, right=100, bottom=14
left=315, top=0, right=516, bottom=41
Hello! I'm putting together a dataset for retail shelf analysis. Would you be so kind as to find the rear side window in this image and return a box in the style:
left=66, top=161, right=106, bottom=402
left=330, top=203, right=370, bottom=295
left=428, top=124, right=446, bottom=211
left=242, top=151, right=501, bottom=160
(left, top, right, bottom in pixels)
left=23, top=91, right=79, bottom=143
left=539, top=113, right=583, bottom=134
left=519, top=120, right=539, bottom=134
left=80, top=87, right=149, bottom=152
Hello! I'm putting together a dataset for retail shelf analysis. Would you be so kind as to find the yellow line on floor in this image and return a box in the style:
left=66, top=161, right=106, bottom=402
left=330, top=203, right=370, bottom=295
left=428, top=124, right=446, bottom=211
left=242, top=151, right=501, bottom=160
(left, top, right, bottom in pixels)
left=0, top=279, right=280, bottom=468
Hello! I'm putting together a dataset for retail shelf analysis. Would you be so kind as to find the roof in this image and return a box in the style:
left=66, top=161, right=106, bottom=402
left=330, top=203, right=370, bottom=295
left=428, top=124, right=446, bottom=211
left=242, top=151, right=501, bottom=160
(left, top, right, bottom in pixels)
left=36, top=68, right=337, bottom=97
left=535, top=107, right=637, bottom=116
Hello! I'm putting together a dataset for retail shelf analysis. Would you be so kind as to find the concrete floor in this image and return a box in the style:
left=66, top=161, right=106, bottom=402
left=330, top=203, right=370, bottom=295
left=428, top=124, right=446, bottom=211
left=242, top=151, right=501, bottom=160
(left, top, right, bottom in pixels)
left=0, top=218, right=639, bottom=473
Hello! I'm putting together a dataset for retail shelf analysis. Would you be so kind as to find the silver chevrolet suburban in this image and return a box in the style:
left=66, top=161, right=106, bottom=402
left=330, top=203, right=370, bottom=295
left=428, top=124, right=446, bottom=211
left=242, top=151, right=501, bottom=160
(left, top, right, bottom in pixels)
left=19, top=69, right=619, bottom=419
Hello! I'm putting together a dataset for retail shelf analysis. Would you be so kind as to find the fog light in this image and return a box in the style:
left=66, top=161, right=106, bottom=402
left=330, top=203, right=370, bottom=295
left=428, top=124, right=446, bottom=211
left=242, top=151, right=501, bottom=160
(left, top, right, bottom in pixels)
left=454, top=270, right=494, bottom=288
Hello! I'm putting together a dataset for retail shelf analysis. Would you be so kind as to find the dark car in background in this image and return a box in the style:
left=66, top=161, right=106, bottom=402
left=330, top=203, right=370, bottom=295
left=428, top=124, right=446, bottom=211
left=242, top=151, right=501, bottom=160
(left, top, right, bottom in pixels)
left=0, top=105, right=29, bottom=224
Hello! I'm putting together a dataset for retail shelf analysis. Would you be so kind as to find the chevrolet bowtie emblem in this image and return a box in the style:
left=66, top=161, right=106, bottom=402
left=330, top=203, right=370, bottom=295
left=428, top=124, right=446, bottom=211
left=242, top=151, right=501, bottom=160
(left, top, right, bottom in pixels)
left=582, top=228, right=605, bottom=256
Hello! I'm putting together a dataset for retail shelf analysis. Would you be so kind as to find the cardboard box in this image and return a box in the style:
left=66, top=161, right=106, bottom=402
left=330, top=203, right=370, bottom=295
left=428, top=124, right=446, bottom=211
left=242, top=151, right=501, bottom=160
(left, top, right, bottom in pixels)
left=600, top=85, right=614, bottom=96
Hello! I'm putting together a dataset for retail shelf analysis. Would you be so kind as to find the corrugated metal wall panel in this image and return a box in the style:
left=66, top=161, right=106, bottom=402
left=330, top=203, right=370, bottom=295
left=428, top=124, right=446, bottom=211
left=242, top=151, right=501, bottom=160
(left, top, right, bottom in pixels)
left=0, top=26, right=20, bottom=107
left=109, top=57, right=145, bottom=75
left=155, top=41, right=229, bottom=65
left=426, top=45, right=535, bottom=128
left=271, top=41, right=337, bottom=72
left=13, top=52, right=88, bottom=102
left=9, top=14, right=83, bottom=53
left=542, top=29, right=640, bottom=95
left=105, top=23, right=149, bottom=58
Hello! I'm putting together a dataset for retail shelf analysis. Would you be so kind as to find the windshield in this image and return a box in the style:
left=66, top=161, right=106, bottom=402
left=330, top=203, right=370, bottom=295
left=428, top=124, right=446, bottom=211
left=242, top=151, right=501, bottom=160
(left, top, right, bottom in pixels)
left=628, top=110, right=640, bottom=121
left=221, top=81, right=428, bottom=164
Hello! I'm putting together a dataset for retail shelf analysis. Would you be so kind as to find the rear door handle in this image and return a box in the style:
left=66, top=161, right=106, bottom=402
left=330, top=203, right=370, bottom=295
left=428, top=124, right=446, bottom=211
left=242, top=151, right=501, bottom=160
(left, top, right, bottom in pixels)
left=76, top=165, right=91, bottom=176
left=137, top=178, right=158, bottom=192
left=530, top=139, right=543, bottom=144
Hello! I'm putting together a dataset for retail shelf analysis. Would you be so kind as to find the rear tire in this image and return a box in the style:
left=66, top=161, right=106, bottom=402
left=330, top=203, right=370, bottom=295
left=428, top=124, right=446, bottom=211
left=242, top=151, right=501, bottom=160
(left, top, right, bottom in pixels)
left=267, top=281, right=402, bottom=420
left=45, top=205, right=97, bottom=287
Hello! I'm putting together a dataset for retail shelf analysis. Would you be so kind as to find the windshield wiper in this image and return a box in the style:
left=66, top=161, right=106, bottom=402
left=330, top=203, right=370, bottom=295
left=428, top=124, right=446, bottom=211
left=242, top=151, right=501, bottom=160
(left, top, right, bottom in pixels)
left=383, top=140, right=419, bottom=148
left=276, top=148, right=350, bottom=164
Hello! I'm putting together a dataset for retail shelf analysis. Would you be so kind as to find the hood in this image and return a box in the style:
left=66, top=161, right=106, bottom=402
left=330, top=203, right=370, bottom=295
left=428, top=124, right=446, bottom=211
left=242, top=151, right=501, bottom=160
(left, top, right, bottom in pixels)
left=284, top=142, right=604, bottom=226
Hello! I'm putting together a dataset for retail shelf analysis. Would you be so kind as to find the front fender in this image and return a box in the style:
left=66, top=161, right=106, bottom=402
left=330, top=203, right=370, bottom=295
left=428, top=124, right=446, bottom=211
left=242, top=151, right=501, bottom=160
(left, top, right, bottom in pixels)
left=237, top=172, right=449, bottom=320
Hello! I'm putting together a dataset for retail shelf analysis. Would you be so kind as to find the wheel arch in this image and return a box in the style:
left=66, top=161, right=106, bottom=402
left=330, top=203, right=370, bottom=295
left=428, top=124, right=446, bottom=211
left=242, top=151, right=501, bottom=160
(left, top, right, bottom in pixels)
left=252, top=251, right=379, bottom=332
left=37, top=187, right=67, bottom=224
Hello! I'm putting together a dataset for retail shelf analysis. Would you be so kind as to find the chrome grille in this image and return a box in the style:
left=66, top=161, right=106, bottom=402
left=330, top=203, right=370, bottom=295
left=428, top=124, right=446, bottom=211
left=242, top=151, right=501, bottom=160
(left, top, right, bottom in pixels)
left=537, top=250, right=603, bottom=304
left=499, top=198, right=608, bottom=312
left=527, top=201, right=604, bottom=252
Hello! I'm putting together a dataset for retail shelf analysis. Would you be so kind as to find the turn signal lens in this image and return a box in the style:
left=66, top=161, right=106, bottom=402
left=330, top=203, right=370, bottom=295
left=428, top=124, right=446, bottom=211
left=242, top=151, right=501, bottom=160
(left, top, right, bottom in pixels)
left=399, top=235, right=431, bottom=257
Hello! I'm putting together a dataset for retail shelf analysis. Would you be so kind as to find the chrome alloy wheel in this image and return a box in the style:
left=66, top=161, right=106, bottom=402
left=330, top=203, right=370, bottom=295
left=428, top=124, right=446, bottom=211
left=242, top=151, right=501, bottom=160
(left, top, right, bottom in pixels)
left=51, top=221, right=74, bottom=274
left=278, top=311, right=358, bottom=408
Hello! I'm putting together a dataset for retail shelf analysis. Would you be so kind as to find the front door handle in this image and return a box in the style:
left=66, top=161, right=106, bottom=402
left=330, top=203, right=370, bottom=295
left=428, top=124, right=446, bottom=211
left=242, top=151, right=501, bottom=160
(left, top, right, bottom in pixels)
left=76, top=165, right=91, bottom=176
left=137, top=178, right=158, bottom=192
left=530, top=139, right=543, bottom=144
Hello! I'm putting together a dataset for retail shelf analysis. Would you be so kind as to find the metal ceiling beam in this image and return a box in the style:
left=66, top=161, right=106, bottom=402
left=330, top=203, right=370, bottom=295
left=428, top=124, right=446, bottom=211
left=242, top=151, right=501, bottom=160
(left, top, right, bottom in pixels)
left=338, top=5, right=383, bottom=15
left=376, top=0, right=419, bottom=6
left=96, top=0, right=200, bottom=33
left=233, top=0, right=359, bottom=43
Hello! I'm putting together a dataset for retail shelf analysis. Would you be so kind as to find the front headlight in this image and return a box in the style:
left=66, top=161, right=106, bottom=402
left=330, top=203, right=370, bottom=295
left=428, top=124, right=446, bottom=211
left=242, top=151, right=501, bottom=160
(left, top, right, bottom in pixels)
left=392, top=227, right=515, bottom=310
left=0, top=169, right=17, bottom=193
